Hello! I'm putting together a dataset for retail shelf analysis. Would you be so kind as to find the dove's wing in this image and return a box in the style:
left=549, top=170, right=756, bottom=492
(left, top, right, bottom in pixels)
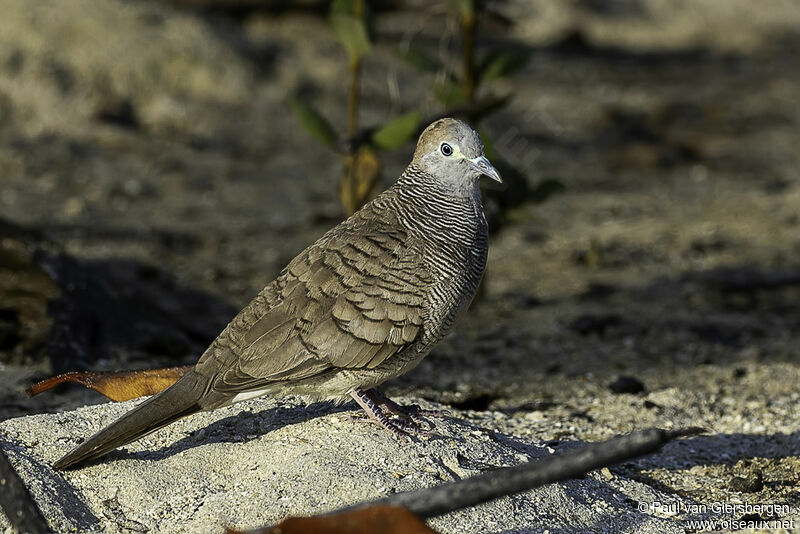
left=194, top=209, right=433, bottom=395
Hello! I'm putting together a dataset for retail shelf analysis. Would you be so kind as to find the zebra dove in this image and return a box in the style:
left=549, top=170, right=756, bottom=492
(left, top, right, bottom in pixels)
left=54, top=118, right=501, bottom=470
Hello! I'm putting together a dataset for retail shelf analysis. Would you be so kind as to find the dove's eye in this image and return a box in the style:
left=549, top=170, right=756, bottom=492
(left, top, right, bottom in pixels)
left=440, top=143, right=453, bottom=156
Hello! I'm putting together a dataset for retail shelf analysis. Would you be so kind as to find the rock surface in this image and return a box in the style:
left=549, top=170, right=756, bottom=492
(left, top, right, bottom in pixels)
left=1, top=396, right=692, bottom=534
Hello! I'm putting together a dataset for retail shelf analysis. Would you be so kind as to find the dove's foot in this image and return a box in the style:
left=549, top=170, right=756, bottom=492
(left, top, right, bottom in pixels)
left=366, top=388, right=449, bottom=420
left=350, top=388, right=442, bottom=439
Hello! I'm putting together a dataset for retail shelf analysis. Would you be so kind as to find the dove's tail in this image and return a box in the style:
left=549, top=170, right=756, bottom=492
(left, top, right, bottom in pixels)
left=53, top=370, right=208, bottom=470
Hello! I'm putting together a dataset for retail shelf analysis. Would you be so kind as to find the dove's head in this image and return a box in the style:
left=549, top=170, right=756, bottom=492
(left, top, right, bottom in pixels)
left=411, top=118, right=502, bottom=192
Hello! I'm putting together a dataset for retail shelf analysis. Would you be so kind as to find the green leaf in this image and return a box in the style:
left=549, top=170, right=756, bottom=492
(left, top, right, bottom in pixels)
left=330, top=14, right=371, bottom=60
left=394, top=47, right=442, bottom=73
left=289, top=97, right=338, bottom=149
left=478, top=49, right=529, bottom=83
left=371, top=112, right=422, bottom=150
left=330, top=0, right=372, bottom=60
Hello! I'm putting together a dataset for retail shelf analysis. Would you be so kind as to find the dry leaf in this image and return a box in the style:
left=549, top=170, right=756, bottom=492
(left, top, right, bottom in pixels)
left=339, top=146, right=381, bottom=215
left=26, top=366, right=193, bottom=402
left=228, top=505, right=436, bottom=534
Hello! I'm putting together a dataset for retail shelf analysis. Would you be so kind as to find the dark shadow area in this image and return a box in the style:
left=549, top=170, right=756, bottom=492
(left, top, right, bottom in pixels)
left=407, top=261, right=800, bottom=400
left=632, top=431, right=800, bottom=469
left=43, top=253, right=236, bottom=373
left=0, top=439, right=101, bottom=531
left=98, top=400, right=352, bottom=465
left=0, top=217, right=238, bottom=420
left=0, top=217, right=236, bottom=375
left=87, top=399, right=529, bottom=467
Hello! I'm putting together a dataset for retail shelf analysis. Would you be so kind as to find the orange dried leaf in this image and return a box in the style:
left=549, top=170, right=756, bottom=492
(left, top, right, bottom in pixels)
left=228, top=505, right=436, bottom=534
left=26, top=366, right=193, bottom=402
left=339, top=146, right=381, bottom=214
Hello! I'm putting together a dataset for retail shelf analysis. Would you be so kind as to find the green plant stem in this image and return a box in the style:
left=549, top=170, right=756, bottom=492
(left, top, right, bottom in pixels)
left=346, top=57, right=361, bottom=212
left=348, top=0, right=365, bottom=139
left=347, top=59, right=362, bottom=140
left=344, top=0, right=365, bottom=213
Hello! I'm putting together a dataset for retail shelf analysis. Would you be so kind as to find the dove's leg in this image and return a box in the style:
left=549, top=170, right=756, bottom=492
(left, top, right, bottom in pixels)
left=365, top=389, right=448, bottom=421
left=350, top=388, right=410, bottom=438
left=349, top=388, right=446, bottom=438
left=350, top=388, right=434, bottom=439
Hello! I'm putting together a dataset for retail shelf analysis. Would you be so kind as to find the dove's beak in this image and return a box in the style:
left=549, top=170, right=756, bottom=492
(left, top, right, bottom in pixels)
left=469, top=155, right=502, bottom=183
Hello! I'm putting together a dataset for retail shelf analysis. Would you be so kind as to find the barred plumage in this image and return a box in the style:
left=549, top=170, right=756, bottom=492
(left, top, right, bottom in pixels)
left=54, top=118, right=501, bottom=470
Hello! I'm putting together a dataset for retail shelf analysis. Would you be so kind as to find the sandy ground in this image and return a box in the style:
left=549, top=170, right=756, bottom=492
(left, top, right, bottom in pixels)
left=1, top=0, right=799, bottom=532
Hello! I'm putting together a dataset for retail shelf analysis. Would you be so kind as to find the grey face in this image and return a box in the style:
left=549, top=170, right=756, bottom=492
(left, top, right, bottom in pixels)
left=412, top=118, right=502, bottom=188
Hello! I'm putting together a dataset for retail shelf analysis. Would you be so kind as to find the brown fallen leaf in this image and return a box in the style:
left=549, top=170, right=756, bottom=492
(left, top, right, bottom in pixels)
left=228, top=505, right=436, bottom=534
left=26, top=366, right=193, bottom=402
left=339, top=146, right=381, bottom=215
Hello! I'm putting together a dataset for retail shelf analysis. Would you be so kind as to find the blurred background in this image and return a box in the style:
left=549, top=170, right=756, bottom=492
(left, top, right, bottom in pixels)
left=1, top=0, right=799, bottom=456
